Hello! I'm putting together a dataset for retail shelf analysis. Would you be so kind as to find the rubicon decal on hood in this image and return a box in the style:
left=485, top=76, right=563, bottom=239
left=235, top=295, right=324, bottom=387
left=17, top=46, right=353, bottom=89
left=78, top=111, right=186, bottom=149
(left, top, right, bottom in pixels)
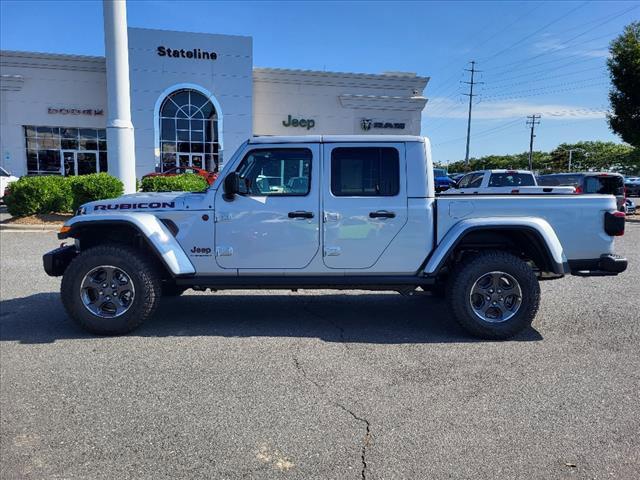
left=93, top=201, right=176, bottom=211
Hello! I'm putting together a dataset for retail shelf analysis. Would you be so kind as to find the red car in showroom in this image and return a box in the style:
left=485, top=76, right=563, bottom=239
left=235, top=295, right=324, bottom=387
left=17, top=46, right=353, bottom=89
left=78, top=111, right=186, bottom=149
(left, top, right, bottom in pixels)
left=142, top=166, right=218, bottom=185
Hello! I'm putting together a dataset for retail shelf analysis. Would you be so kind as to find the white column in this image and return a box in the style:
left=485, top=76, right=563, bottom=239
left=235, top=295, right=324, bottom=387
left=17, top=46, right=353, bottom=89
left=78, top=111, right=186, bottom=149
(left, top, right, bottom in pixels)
left=103, top=0, right=136, bottom=193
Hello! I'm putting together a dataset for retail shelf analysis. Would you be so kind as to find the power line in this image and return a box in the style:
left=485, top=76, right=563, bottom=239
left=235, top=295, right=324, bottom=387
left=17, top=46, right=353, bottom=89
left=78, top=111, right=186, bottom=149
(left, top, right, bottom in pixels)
left=526, top=114, right=541, bottom=170
left=433, top=118, right=523, bottom=146
left=481, top=81, right=609, bottom=102
left=484, top=62, right=606, bottom=88
left=480, top=1, right=589, bottom=64
left=487, top=4, right=638, bottom=72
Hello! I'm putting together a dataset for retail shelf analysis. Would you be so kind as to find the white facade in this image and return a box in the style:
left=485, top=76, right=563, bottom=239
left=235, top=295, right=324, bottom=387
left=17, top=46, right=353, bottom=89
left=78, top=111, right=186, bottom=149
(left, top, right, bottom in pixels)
left=0, top=28, right=429, bottom=178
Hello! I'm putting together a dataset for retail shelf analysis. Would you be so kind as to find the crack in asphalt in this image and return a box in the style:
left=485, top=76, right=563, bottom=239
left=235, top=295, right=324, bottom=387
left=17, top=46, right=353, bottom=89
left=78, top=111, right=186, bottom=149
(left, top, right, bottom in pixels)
left=293, top=355, right=371, bottom=480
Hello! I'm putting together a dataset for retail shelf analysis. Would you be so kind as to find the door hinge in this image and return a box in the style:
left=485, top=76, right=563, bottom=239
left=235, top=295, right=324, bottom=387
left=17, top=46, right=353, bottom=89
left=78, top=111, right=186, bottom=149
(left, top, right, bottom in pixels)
left=323, top=212, right=341, bottom=223
left=324, top=246, right=341, bottom=257
left=215, top=246, right=234, bottom=257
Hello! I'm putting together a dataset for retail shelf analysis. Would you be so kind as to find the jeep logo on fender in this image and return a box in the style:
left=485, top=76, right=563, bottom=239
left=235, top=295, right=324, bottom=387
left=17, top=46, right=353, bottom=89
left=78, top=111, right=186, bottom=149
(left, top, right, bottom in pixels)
left=93, top=202, right=176, bottom=211
left=190, top=246, right=212, bottom=255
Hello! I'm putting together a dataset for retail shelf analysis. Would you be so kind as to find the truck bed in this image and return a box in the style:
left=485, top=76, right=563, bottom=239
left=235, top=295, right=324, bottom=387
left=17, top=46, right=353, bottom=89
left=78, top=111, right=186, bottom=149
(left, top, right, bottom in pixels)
left=436, top=194, right=617, bottom=261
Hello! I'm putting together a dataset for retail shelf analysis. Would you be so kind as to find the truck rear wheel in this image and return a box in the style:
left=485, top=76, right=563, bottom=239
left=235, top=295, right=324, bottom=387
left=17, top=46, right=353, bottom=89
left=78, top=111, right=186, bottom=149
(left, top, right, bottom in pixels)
left=61, top=244, right=162, bottom=335
left=448, top=250, right=540, bottom=339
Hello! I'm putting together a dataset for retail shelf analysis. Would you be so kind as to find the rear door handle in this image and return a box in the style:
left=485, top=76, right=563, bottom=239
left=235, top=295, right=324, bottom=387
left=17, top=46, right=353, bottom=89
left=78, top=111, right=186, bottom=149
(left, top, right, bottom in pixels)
left=369, top=210, right=395, bottom=219
left=288, top=210, right=314, bottom=219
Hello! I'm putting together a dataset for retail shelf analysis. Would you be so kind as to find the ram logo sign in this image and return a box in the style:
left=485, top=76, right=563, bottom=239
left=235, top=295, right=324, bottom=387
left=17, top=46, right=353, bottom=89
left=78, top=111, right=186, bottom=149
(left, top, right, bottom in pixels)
left=361, top=118, right=406, bottom=130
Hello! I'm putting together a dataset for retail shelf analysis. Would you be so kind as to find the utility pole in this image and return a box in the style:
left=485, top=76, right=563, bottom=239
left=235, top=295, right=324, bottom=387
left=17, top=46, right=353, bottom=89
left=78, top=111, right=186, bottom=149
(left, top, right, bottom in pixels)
left=463, top=61, right=483, bottom=165
left=526, top=114, right=541, bottom=171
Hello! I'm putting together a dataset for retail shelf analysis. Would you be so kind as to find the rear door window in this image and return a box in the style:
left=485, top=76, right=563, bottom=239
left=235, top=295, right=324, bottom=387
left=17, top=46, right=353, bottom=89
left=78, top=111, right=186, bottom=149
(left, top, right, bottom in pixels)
left=331, top=147, right=399, bottom=196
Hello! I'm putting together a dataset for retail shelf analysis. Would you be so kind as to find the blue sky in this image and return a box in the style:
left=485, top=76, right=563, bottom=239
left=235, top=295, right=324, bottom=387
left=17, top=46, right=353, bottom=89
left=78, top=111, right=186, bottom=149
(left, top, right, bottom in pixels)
left=1, top=0, right=638, bottom=164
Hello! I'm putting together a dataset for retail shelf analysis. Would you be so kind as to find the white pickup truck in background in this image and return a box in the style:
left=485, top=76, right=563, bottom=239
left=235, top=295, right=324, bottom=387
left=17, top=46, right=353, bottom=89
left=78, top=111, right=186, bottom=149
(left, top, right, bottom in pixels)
left=443, top=169, right=575, bottom=195
left=44, top=136, right=627, bottom=339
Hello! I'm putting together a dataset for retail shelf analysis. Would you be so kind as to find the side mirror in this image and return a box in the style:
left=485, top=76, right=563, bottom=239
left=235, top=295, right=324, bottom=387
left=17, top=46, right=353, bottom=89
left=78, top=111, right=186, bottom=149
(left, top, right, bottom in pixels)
left=223, top=172, right=240, bottom=199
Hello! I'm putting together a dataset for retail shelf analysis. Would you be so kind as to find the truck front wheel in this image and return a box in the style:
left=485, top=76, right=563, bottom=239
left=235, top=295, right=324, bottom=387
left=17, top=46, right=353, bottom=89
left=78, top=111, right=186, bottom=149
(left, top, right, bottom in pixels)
left=61, top=244, right=162, bottom=335
left=448, top=250, right=540, bottom=339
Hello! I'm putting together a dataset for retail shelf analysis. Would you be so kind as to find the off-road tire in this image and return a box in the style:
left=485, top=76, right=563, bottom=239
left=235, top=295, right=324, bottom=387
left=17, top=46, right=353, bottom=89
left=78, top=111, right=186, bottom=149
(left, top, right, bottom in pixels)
left=61, top=244, right=162, bottom=335
left=447, top=250, right=540, bottom=340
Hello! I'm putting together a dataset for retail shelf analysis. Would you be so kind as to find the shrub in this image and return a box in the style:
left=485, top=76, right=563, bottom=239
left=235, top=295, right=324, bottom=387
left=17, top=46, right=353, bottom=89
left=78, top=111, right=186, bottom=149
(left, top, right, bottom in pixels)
left=69, top=173, right=123, bottom=210
left=140, top=173, right=208, bottom=193
left=4, top=175, right=73, bottom=217
left=4, top=173, right=124, bottom=217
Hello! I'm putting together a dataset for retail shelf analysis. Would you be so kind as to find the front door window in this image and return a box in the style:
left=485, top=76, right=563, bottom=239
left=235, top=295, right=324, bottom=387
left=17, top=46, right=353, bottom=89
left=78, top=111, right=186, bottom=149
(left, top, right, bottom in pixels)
left=62, top=150, right=100, bottom=176
left=62, top=151, right=76, bottom=176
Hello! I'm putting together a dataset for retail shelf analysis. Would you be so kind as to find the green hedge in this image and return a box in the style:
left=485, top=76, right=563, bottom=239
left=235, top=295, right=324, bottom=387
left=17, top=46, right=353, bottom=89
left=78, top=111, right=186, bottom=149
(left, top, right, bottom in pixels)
left=69, top=173, right=123, bottom=211
left=5, top=173, right=123, bottom=217
left=140, top=173, right=208, bottom=193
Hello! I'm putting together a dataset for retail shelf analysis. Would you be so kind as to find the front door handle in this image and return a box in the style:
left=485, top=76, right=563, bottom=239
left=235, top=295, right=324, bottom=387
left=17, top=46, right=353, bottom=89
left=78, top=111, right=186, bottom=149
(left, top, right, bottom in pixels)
left=369, top=210, right=396, bottom=219
left=288, top=210, right=314, bottom=219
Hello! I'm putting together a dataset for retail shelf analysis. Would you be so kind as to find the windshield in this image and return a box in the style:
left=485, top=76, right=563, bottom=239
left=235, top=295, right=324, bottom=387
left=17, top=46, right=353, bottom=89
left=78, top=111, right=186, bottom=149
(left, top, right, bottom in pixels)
left=538, top=174, right=583, bottom=187
left=488, top=173, right=536, bottom=187
left=433, top=168, right=447, bottom=177
left=585, top=175, right=624, bottom=195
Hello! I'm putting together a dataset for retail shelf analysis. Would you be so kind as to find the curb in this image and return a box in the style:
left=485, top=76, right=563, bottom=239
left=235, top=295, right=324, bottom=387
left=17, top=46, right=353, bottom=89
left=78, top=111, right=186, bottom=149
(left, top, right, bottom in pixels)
left=0, top=223, right=61, bottom=232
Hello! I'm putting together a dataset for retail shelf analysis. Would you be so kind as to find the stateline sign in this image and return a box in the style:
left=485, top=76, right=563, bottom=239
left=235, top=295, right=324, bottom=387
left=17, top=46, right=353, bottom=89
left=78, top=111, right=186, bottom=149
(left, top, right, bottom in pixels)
left=157, top=46, right=217, bottom=60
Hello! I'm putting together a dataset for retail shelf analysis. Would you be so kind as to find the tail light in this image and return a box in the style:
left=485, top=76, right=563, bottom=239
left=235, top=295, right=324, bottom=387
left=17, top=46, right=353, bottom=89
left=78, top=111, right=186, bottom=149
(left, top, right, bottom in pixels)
left=575, top=185, right=583, bottom=194
left=604, top=211, right=625, bottom=236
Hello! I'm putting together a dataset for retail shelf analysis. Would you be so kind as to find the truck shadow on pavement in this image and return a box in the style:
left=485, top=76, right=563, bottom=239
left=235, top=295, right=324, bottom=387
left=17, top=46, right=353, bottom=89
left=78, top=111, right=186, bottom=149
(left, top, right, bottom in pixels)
left=0, top=292, right=543, bottom=344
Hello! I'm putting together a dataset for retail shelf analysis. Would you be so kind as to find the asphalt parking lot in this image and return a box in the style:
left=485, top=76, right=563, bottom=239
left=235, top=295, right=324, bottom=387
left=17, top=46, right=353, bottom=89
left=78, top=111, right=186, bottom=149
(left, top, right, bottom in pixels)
left=1, top=224, right=639, bottom=480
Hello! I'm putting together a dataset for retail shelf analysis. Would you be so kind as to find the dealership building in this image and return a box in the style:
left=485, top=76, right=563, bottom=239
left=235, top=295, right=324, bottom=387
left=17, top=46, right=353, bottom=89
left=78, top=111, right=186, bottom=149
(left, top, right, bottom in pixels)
left=0, top=27, right=429, bottom=179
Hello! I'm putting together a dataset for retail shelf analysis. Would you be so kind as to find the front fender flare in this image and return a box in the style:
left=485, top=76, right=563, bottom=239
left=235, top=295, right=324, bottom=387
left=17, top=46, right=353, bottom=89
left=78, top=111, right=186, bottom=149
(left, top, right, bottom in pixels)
left=423, top=217, right=568, bottom=275
left=60, top=213, right=196, bottom=276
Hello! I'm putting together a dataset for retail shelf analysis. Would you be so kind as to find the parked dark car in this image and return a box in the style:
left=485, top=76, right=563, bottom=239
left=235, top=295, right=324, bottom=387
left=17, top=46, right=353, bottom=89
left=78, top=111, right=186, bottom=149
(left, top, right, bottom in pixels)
left=433, top=168, right=455, bottom=191
left=625, top=198, right=636, bottom=215
left=537, top=172, right=625, bottom=211
left=624, top=177, right=640, bottom=197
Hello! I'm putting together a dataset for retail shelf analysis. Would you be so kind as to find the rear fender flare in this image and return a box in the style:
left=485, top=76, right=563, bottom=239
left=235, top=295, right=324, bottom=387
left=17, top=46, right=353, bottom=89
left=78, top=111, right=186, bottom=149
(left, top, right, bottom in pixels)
left=60, top=213, right=196, bottom=276
left=423, top=217, right=567, bottom=275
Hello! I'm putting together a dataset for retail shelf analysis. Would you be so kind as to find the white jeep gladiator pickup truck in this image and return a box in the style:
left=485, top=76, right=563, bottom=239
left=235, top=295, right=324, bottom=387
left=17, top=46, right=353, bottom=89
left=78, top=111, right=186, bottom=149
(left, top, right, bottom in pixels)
left=43, top=136, right=628, bottom=339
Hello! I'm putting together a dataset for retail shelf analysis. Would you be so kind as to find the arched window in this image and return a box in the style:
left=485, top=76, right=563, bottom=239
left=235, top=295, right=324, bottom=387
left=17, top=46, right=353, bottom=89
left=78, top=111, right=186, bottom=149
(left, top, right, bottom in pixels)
left=159, top=89, right=219, bottom=172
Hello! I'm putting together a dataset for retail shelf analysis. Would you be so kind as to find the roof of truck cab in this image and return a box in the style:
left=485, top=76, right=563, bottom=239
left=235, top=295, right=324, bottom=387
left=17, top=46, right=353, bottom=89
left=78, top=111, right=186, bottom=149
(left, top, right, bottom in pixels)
left=249, top=135, right=426, bottom=144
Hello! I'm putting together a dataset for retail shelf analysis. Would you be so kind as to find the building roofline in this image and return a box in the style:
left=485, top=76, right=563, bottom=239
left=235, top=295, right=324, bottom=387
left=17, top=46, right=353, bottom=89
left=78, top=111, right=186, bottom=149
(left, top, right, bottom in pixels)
left=254, top=66, right=429, bottom=89
left=0, top=50, right=106, bottom=72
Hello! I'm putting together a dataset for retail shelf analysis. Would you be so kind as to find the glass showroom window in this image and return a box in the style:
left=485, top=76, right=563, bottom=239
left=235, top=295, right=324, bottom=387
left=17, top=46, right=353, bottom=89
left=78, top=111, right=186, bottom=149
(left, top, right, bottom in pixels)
left=159, top=89, right=220, bottom=172
left=24, top=126, right=107, bottom=176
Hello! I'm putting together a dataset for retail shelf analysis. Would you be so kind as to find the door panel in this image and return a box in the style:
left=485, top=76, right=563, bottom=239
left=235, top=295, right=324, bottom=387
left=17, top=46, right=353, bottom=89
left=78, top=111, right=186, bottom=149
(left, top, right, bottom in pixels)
left=214, top=145, right=320, bottom=270
left=322, top=144, right=407, bottom=269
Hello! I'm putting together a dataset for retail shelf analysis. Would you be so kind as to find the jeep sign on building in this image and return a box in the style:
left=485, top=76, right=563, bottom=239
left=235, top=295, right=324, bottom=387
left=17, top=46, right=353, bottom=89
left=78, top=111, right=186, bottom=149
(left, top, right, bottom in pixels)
left=0, top=28, right=428, bottom=178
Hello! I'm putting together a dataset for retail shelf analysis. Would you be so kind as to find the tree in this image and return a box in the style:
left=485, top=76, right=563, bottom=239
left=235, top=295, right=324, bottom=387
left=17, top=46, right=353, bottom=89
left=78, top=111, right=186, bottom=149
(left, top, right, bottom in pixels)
left=549, top=141, right=635, bottom=173
left=607, top=22, right=640, bottom=147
